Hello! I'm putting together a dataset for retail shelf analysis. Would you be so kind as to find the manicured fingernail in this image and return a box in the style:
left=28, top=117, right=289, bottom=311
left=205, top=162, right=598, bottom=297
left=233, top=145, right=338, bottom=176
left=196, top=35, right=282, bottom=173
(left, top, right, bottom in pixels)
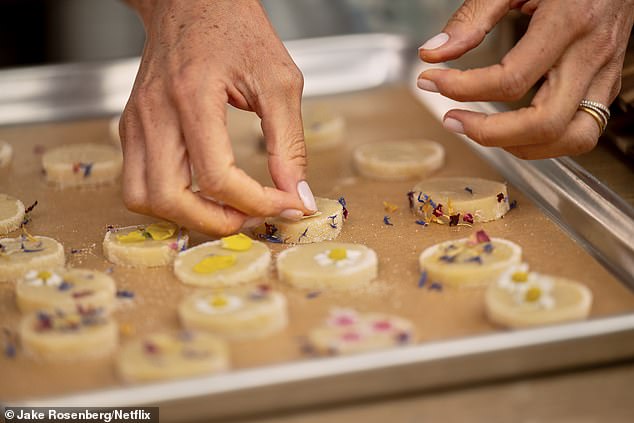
left=279, top=209, right=304, bottom=221
left=419, top=32, right=449, bottom=50
left=297, top=180, right=317, bottom=212
left=417, top=79, right=439, bottom=93
left=443, top=117, right=465, bottom=134
left=241, top=217, right=265, bottom=230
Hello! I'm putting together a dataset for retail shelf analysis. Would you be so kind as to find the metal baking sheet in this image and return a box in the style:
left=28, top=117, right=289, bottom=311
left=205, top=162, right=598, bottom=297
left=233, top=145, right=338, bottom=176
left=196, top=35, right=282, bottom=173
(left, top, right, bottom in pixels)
left=1, top=34, right=634, bottom=422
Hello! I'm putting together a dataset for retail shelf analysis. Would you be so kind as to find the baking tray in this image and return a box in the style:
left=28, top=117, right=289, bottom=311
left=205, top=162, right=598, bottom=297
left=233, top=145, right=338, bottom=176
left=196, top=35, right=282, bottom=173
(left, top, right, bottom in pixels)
left=1, top=34, right=634, bottom=422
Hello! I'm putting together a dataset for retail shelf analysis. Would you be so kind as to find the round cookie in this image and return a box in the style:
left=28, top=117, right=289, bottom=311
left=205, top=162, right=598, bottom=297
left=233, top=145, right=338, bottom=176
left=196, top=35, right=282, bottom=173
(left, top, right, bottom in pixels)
left=302, top=106, right=346, bottom=151
left=253, top=197, right=346, bottom=244
left=0, top=141, right=13, bottom=168
left=419, top=231, right=522, bottom=288
left=353, top=139, right=445, bottom=181
left=178, top=285, right=287, bottom=340
left=277, top=242, right=378, bottom=290
left=20, top=307, right=118, bottom=361
left=41, top=143, right=123, bottom=187
left=103, top=222, right=188, bottom=267
left=0, top=194, right=25, bottom=235
left=16, top=268, right=116, bottom=314
left=307, top=308, right=416, bottom=356
left=174, top=234, right=270, bottom=287
left=0, top=235, right=65, bottom=281
left=409, top=177, right=510, bottom=224
left=485, top=263, right=593, bottom=329
left=116, top=331, right=229, bottom=383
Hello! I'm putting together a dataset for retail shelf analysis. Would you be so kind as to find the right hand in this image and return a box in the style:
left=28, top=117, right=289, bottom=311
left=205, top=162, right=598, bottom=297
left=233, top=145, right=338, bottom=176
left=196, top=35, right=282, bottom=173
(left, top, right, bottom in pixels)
left=120, top=0, right=317, bottom=236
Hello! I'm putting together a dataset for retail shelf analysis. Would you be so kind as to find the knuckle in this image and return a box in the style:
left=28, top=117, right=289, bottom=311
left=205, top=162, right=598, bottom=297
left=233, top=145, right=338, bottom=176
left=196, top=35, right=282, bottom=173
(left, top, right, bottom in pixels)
left=149, top=189, right=178, bottom=218
left=276, top=64, right=304, bottom=94
left=498, top=70, right=530, bottom=101
left=196, top=170, right=229, bottom=197
left=535, top=116, right=566, bottom=142
left=122, top=190, right=148, bottom=214
left=572, top=132, right=598, bottom=156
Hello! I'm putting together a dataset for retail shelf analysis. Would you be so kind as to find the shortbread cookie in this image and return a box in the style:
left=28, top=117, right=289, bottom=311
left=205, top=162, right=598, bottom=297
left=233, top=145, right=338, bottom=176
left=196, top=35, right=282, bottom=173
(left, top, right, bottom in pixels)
left=174, top=234, right=270, bottom=287
left=103, top=222, right=188, bottom=267
left=302, top=107, right=346, bottom=151
left=409, top=177, right=510, bottom=225
left=253, top=197, right=346, bottom=244
left=485, top=263, right=593, bottom=328
left=116, top=331, right=229, bottom=383
left=0, top=194, right=25, bottom=235
left=41, top=143, right=123, bottom=187
left=419, top=231, right=522, bottom=288
left=0, top=141, right=12, bottom=168
left=16, top=268, right=116, bottom=314
left=178, top=286, right=287, bottom=340
left=0, top=235, right=65, bottom=281
left=20, top=308, right=118, bottom=361
left=307, top=308, right=416, bottom=356
left=277, top=242, right=378, bottom=290
left=353, top=140, right=445, bottom=181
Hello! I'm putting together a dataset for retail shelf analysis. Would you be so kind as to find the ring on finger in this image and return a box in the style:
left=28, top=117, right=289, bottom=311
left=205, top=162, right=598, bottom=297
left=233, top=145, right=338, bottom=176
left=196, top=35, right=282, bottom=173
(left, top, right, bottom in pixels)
left=577, top=105, right=607, bottom=135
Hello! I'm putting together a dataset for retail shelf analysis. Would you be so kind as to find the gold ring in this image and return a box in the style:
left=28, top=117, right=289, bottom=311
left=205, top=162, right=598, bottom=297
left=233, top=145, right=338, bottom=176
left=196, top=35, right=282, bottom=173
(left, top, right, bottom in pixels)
left=579, top=99, right=610, bottom=119
left=578, top=105, right=606, bottom=135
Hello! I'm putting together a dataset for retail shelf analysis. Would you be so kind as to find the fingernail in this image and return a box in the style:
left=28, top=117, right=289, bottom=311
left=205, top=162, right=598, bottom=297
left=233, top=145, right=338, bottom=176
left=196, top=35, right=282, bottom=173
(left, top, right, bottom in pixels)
left=297, top=180, right=317, bottom=212
left=241, top=217, right=265, bottom=230
left=443, top=117, right=465, bottom=134
left=417, top=79, right=439, bottom=93
left=279, top=209, right=304, bottom=221
left=419, top=32, right=449, bottom=50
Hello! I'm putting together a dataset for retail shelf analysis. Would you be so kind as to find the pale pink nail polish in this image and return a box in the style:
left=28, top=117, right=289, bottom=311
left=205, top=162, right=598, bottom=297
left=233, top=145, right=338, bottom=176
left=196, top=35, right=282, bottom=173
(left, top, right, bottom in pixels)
left=443, top=117, right=465, bottom=134
left=279, top=209, right=304, bottom=221
left=241, top=216, right=265, bottom=230
left=297, top=180, right=317, bottom=212
left=419, top=32, right=449, bottom=50
left=417, top=79, right=439, bottom=93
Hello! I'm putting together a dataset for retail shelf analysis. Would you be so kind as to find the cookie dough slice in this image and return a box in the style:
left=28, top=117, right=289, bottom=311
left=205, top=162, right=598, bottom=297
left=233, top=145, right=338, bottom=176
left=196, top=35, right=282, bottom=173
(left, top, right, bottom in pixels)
left=0, top=194, right=25, bottom=235
left=20, top=308, right=118, bottom=361
left=409, top=177, right=510, bottom=224
left=253, top=197, right=346, bottom=244
left=485, top=264, right=593, bottom=328
left=302, top=106, right=346, bottom=151
left=117, top=331, right=229, bottom=383
left=353, top=140, right=445, bottom=181
left=307, top=308, right=416, bottom=356
left=0, top=141, right=13, bottom=168
left=0, top=235, right=65, bottom=281
left=277, top=242, right=378, bottom=290
left=16, top=268, right=116, bottom=314
left=103, top=222, right=188, bottom=267
left=179, top=286, right=287, bottom=340
left=419, top=231, right=522, bottom=288
left=41, top=143, right=123, bottom=187
left=174, top=234, right=270, bottom=287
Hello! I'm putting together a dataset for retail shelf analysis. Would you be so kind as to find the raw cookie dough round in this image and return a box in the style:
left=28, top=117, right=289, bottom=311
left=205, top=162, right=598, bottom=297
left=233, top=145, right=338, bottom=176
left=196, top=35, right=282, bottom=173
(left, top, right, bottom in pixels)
left=103, top=222, right=188, bottom=267
left=277, top=242, right=378, bottom=290
left=0, top=194, right=25, bottom=235
left=409, top=177, right=510, bottom=224
left=253, top=197, right=346, bottom=244
left=0, top=141, right=13, bottom=168
left=302, top=106, right=346, bottom=151
left=16, top=268, right=116, bottom=314
left=178, top=286, right=287, bottom=340
left=41, top=143, right=123, bottom=187
left=116, top=331, right=229, bottom=383
left=353, top=139, right=445, bottom=181
left=307, top=308, right=416, bottom=356
left=419, top=231, right=522, bottom=288
left=20, top=308, right=118, bottom=361
left=174, top=234, right=270, bottom=287
left=0, top=235, right=65, bottom=281
left=485, top=264, right=593, bottom=328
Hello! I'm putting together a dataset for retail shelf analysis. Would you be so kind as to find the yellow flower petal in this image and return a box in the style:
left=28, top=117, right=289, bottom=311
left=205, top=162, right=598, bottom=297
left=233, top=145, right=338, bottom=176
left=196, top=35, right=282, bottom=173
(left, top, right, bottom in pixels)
left=116, top=230, right=148, bottom=243
left=193, top=255, right=237, bottom=274
left=210, top=295, right=228, bottom=308
left=37, top=270, right=52, bottom=281
left=382, top=201, right=398, bottom=213
left=328, top=248, right=347, bottom=261
left=146, top=222, right=177, bottom=240
left=512, top=271, right=529, bottom=283
left=525, top=287, right=541, bottom=302
left=221, top=233, right=253, bottom=252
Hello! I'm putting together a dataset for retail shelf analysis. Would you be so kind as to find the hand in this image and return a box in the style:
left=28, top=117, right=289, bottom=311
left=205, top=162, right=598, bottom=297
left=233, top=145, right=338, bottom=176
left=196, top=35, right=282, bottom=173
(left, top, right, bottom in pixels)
left=120, top=0, right=316, bottom=236
left=418, top=0, right=634, bottom=159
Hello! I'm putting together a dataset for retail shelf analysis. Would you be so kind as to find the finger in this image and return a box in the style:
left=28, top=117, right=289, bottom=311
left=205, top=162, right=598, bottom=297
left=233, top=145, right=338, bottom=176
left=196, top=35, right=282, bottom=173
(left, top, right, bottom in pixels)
left=419, top=0, right=511, bottom=63
left=119, top=105, right=151, bottom=215
left=171, top=77, right=309, bottom=217
left=137, top=88, right=249, bottom=236
left=419, top=1, right=586, bottom=102
left=442, top=34, right=606, bottom=148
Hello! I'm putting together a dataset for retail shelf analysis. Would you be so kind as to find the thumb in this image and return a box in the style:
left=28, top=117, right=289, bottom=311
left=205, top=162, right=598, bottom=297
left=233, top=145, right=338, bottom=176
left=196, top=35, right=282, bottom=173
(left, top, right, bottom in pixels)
left=419, top=0, right=512, bottom=63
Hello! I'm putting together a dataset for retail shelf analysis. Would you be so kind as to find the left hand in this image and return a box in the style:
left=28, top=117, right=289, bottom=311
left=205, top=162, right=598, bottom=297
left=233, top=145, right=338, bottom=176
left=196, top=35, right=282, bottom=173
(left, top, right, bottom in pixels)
left=417, top=0, right=634, bottom=159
